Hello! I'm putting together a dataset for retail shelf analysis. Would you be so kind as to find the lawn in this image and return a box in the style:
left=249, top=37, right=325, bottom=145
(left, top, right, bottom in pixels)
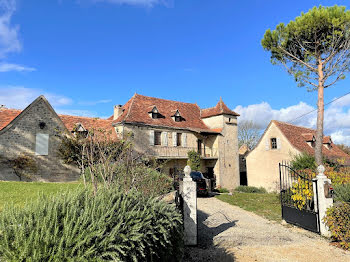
left=0, top=181, right=82, bottom=211
left=216, top=192, right=282, bottom=222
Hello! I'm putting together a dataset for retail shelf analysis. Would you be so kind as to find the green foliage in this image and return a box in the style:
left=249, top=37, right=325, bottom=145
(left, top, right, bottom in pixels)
left=290, top=152, right=317, bottom=170
left=324, top=203, right=350, bottom=249
left=0, top=187, right=183, bottom=261
left=235, top=186, right=267, bottom=194
left=334, top=184, right=350, bottom=203
left=59, top=131, right=171, bottom=196
left=187, top=150, right=201, bottom=171
left=84, top=165, right=172, bottom=197
left=262, top=5, right=350, bottom=90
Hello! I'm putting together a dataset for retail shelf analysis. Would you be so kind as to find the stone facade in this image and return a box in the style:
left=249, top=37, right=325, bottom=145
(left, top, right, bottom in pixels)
left=0, top=96, right=79, bottom=182
left=115, top=105, right=240, bottom=190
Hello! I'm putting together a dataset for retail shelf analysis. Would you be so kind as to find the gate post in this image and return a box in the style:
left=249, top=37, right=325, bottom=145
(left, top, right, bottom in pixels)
left=313, top=165, right=333, bottom=237
left=179, top=165, right=197, bottom=245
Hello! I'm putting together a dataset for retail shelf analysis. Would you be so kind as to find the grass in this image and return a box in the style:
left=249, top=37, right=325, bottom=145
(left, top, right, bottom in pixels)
left=0, top=181, right=82, bottom=211
left=216, top=192, right=282, bottom=222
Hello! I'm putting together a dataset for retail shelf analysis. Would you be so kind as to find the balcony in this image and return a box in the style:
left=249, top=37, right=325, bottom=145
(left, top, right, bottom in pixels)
left=147, top=146, right=218, bottom=159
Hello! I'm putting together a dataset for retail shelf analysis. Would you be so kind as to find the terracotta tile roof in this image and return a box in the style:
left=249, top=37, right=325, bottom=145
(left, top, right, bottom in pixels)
left=0, top=108, right=116, bottom=138
left=201, top=97, right=239, bottom=118
left=58, top=115, right=116, bottom=138
left=273, top=120, right=350, bottom=160
left=113, top=94, right=215, bottom=132
left=0, top=108, right=21, bottom=130
left=301, top=133, right=315, bottom=141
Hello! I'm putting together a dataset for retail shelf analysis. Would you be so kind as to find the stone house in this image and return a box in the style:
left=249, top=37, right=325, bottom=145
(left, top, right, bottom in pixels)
left=0, top=95, right=116, bottom=182
left=0, top=94, right=240, bottom=190
left=111, top=94, right=240, bottom=190
left=246, top=120, right=350, bottom=192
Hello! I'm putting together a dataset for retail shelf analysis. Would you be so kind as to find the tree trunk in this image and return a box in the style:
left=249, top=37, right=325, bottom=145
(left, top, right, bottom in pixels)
left=315, top=59, right=324, bottom=166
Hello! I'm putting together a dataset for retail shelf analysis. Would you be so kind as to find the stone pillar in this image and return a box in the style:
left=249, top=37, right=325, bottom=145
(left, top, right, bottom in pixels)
left=312, top=165, right=333, bottom=237
left=180, top=165, right=197, bottom=246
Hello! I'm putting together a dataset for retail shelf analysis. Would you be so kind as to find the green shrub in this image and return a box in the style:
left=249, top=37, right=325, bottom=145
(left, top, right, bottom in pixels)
left=324, top=202, right=350, bottom=250
left=290, top=152, right=317, bottom=170
left=0, top=188, right=183, bottom=261
left=334, top=184, right=350, bottom=203
left=84, top=165, right=173, bottom=197
left=235, top=185, right=267, bottom=194
left=187, top=150, right=201, bottom=171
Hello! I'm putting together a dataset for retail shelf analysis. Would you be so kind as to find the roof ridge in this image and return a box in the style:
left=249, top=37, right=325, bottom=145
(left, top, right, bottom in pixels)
left=124, top=93, right=137, bottom=121
left=273, top=120, right=316, bottom=132
left=134, top=93, right=199, bottom=106
left=58, top=114, right=112, bottom=121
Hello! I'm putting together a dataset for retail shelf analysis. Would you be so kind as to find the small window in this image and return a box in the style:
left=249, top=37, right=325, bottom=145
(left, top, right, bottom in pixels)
left=177, top=133, right=182, bottom=146
left=175, top=116, right=181, bottom=122
left=152, top=112, right=158, bottom=119
left=35, top=133, right=49, bottom=155
left=154, top=131, right=162, bottom=145
left=270, top=138, right=277, bottom=149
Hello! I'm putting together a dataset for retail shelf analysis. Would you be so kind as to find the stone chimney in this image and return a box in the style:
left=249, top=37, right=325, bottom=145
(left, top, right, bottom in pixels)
left=113, top=105, right=123, bottom=120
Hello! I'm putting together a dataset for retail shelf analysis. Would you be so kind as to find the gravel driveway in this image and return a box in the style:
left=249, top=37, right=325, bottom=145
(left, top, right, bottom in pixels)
left=184, top=196, right=350, bottom=262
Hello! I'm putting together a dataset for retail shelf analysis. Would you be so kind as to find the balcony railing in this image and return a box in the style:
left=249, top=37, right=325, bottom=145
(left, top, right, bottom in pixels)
left=147, top=146, right=218, bottom=159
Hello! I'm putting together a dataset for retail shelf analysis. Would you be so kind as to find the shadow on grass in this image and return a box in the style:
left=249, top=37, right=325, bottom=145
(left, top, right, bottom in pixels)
left=183, top=207, right=237, bottom=262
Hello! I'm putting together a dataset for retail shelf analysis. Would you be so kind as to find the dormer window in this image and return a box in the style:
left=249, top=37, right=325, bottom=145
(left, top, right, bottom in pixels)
left=172, top=110, right=184, bottom=122
left=148, top=106, right=162, bottom=119
left=72, top=123, right=88, bottom=138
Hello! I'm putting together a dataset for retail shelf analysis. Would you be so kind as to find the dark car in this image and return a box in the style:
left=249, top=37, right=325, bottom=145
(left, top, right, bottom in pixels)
left=187, top=171, right=209, bottom=196
left=173, top=171, right=209, bottom=196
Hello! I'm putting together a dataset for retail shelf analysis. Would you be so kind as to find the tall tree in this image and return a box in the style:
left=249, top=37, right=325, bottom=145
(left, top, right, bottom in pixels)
left=262, top=5, right=350, bottom=165
left=238, top=120, right=261, bottom=150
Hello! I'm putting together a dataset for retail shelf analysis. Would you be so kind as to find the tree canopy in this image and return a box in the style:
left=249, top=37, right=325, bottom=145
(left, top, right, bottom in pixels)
left=261, top=5, right=350, bottom=165
left=262, top=5, right=350, bottom=90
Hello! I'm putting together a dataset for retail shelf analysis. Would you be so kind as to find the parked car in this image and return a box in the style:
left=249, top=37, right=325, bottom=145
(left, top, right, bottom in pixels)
left=190, top=171, right=209, bottom=196
left=173, top=171, right=209, bottom=196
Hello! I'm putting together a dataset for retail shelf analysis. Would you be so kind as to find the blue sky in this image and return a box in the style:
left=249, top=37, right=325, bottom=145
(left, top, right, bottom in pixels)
left=1, top=0, right=350, bottom=144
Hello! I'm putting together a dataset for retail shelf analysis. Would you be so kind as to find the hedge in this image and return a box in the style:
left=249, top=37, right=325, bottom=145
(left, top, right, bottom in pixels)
left=0, top=187, right=183, bottom=261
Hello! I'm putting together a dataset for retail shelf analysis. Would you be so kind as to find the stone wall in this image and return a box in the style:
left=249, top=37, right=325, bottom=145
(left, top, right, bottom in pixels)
left=0, top=97, right=79, bottom=182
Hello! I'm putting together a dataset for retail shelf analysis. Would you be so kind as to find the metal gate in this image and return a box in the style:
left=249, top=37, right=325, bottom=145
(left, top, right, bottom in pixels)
left=279, top=162, right=320, bottom=233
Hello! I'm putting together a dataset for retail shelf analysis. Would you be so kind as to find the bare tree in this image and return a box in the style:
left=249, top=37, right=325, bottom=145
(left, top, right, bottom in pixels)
left=238, top=120, right=262, bottom=150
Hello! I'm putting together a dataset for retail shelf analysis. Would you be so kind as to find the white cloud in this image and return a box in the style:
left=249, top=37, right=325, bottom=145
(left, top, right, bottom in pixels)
left=0, top=63, right=36, bottom=72
left=56, top=109, right=101, bottom=117
left=0, top=0, right=20, bottom=58
left=0, top=86, right=109, bottom=118
left=0, top=86, right=72, bottom=108
left=92, top=0, right=166, bottom=7
left=78, top=99, right=112, bottom=106
left=234, top=95, right=350, bottom=146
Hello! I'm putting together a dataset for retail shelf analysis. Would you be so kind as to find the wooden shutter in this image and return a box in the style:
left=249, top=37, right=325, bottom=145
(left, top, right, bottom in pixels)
left=162, top=132, right=168, bottom=146
left=35, top=133, right=49, bottom=155
left=265, top=138, right=270, bottom=151
left=183, top=133, right=187, bottom=147
left=172, top=132, right=177, bottom=147
left=277, top=138, right=281, bottom=149
left=149, top=130, right=155, bottom=146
